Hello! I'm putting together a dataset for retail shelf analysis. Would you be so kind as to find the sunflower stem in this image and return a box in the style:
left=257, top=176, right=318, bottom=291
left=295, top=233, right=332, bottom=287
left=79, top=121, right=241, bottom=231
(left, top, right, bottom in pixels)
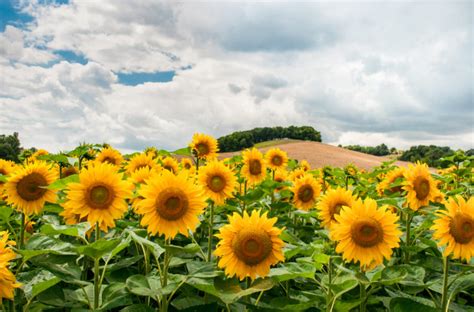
left=441, top=256, right=450, bottom=312
left=405, top=212, right=412, bottom=263
left=359, top=281, right=367, bottom=312
left=207, top=202, right=215, bottom=262
left=326, top=256, right=333, bottom=312
left=93, top=223, right=100, bottom=310
left=161, top=238, right=171, bottom=312
left=19, top=213, right=25, bottom=250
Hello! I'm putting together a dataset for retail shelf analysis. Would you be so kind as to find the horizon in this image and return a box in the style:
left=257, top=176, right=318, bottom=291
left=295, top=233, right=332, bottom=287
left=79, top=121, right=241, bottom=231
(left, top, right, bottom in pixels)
left=1, top=1, right=473, bottom=152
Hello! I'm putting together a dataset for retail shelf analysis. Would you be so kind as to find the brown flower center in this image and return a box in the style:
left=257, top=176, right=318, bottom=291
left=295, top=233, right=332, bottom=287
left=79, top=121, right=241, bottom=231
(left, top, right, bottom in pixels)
left=208, top=175, right=226, bottom=192
left=249, top=159, right=262, bottom=175
left=0, top=169, right=6, bottom=175
left=184, top=162, right=192, bottom=169
left=298, top=185, right=314, bottom=203
left=156, top=188, right=189, bottom=221
left=351, top=218, right=384, bottom=247
left=450, top=213, right=474, bottom=244
left=16, top=172, right=48, bottom=201
left=271, top=155, right=283, bottom=166
left=232, top=229, right=272, bottom=265
left=414, top=177, right=430, bottom=200
left=86, top=184, right=114, bottom=209
left=196, top=143, right=209, bottom=156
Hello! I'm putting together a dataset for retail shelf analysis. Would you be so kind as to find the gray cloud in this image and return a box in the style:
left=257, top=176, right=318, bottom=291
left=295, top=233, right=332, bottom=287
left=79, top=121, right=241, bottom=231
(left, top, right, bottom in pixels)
left=0, top=1, right=472, bottom=152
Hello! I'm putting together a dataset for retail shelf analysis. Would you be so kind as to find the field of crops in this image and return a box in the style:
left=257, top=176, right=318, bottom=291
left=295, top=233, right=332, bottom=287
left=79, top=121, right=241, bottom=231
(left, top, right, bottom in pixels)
left=0, top=133, right=472, bottom=312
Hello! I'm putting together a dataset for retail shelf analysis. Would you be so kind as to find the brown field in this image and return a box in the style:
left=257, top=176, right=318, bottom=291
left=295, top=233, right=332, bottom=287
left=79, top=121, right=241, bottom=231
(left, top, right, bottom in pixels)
left=219, top=141, right=410, bottom=170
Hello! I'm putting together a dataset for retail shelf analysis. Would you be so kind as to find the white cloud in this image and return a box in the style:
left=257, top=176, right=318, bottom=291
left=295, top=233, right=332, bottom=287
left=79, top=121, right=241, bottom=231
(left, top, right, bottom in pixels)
left=0, top=0, right=472, bottom=152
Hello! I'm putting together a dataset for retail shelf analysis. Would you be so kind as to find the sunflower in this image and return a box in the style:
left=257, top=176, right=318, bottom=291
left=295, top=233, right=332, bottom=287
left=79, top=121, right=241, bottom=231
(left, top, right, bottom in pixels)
left=241, top=148, right=267, bottom=185
left=126, top=153, right=157, bottom=174
left=331, top=198, right=402, bottom=270
left=214, top=210, right=285, bottom=280
left=273, top=169, right=289, bottom=191
left=265, top=148, right=288, bottom=171
left=291, top=174, right=321, bottom=211
left=96, top=147, right=124, bottom=166
left=289, top=168, right=306, bottom=182
left=0, top=231, right=21, bottom=302
left=300, top=160, right=311, bottom=172
left=61, top=166, right=79, bottom=178
left=317, top=187, right=357, bottom=228
left=376, top=167, right=405, bottom=196
left=0, top=160, right=16, bottom=197
left=161, top=157, right=179, bottom=174
left=345, top=164, right=357, bottom=176
left=431, top=196, right=474, bottom=261
left=403, top=163, right=439, bottom=211
left=28, top=149, right=49, bottom=162
left=181, top=158, right=194, bottom=171
left=199, top=160, right=237, bottom=205
left=61, top=163, right=132, bottom=231
left=144, top=147, right=159, bottom=159
left=5, top=162, right=57, bottom=215
left=136, top=170, right=207, bottom=239
left=189, top=133, right=219, bottom=160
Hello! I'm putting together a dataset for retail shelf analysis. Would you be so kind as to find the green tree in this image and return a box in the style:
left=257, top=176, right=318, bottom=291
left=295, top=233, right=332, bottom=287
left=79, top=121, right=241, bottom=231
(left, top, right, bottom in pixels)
left=0, top=132, right=21, bottom=162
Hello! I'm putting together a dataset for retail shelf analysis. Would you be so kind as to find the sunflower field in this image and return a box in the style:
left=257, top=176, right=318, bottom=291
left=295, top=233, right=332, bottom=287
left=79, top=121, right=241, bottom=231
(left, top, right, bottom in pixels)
left=0, top=134, right=473, bottom=312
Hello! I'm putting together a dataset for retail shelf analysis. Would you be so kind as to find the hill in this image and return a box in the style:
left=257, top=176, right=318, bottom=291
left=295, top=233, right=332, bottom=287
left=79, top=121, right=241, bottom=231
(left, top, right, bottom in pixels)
left=219, top=140, right=409, bottom=170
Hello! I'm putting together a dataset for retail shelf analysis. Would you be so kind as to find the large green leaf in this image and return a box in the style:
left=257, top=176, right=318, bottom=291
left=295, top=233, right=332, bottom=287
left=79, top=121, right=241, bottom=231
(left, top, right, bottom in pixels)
left=40, top=222, right=91, bottom=239
left=47, top=174, right=79, bottom=190
left=76, top=238, right=121, bottom=260
left=268, top=262, right=316, bottom=282
left=19, top=270, right=61, bottom=301
left=389, top=298, right=437, bottom=312
left=126, top=230, right=165, bottom=260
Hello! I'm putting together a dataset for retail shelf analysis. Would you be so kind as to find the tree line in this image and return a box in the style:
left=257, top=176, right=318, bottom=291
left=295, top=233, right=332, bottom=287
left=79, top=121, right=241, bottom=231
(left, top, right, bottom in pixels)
left=218, top=126, right=322, bottom=152
left=342, top=144, right=393, bottom=156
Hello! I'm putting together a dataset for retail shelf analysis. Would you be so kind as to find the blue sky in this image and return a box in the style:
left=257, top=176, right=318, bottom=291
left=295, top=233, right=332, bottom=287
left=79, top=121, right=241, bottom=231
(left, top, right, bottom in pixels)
left=0, top=1, right=472, bottom=152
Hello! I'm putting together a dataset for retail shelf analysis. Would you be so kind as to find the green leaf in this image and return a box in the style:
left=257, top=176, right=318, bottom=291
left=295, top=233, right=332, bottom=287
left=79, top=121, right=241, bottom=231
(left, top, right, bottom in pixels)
left=119, top=304, right=156, bottom=312
left=40, top=222, right=91, bottom=239
left=125, top=274, right=162, bottom=300
left=37, top=154, right=69, bottom=164
left=0, top=205, right=13, bottom=222
left=47, top=174, right=79, bottom=190
left=0, top=174, right=7, bottom=183
left=165, top=243, right=200, bottom=257
left=20, top=270, right=61, bottom=301
left=186, top=276, right=274, bottom=305
left=20, top=234, right=77, bottom=262
left=389, top=298, right=437, bottom=312
left=172, top=147, right=192, bottom=157
left=76, top=238, right=121, bottom=260
left=378, top=266, right=408, bottom=286
left=101, top=282, right=133, bottom=311
left=126, top=230, right=165, bottom=260
left=269, top=262, right=316, bottom=282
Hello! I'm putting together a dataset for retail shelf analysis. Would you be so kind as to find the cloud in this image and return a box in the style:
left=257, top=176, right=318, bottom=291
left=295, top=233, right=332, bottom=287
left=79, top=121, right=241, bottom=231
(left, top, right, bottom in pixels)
left=0, top=0, right=472, bottom=153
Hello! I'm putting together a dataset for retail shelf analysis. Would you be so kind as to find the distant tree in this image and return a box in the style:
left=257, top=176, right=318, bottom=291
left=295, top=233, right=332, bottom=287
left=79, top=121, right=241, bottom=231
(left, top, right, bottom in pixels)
left=0, top=132, right=21, bottom=162
left=399, top=145, right=455, bottom=168
left=466, top=149, right=474, bottom=156
left=344, top=144, right=391, bottom=156
left=218, top=126, right=322, bottom=152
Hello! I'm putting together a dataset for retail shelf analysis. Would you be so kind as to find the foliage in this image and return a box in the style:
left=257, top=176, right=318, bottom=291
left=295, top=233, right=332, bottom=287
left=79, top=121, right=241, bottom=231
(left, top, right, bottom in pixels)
left=343, top=143, right=392, bottom=156
left=399, top=145, right=456, bottom=168
left=218, top=126, right=322, bottom=152
left=0, top=132, right=22, bottom=163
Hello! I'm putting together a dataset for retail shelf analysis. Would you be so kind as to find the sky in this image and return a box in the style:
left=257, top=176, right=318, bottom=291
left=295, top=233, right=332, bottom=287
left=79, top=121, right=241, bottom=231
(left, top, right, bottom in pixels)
left=0, top=0, right=472, bottom=153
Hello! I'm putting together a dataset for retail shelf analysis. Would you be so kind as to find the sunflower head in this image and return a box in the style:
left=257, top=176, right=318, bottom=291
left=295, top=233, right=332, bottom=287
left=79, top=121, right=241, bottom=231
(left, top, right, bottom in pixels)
left=431, top=196, right=474, bottom=261
left=300, top=160, right=311, bottom=172
left=160, top=157, right=179, bottom=174
left=331, top=198, right=402, bottom=270
left=61, top=163, right=132, bottom=231
left=0, top=232, right=21, bottom=302
left=137, top=170, right=207, bottom=239
left=96, top=147, right=124, bottom=166
left=265, top=148, right=289, bottom=170
left=289, top=168, right=306, bottom=182
left=214, top=210, right=285, bottom=280
left=181, top=158, right=194, bottom=171
left=291, top=174, right=321, bottom=211
left=28, top=149, right=49, bottom=162
left=273, top=169, right=289, bottom=191
left=403, top=163, right=439, bottom=211
left=189, top=133, right=219, bottom=160
left=126, top=153, right=158, bottom=174
left=376, top=167, right=405, bottom=196
left=241, top=148, right=267, bottom=185
left=5, top=162, right=57, bottom=215
left=198, top=160, right=237, bottom=205
left=317, top=187, right=357, bottom=228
